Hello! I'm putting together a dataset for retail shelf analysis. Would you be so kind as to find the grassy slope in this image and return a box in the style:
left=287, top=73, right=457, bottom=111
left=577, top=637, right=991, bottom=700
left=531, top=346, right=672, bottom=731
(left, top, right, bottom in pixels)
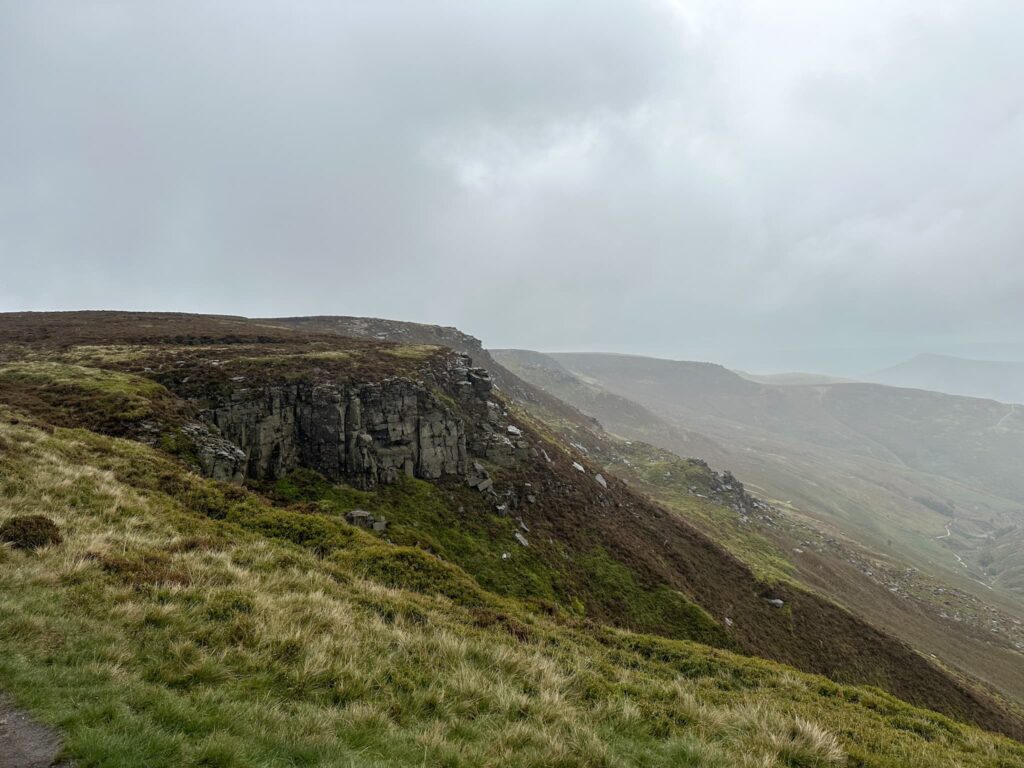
left=250, top=320, right=1024, bottom=735
left=540, top=352, right=1024, bottom=627
left=494, top=348, right=1024, bottom=712
left=544, top=353, right=1024, bottom=587
left=4, top=415, right=1024, bottom=767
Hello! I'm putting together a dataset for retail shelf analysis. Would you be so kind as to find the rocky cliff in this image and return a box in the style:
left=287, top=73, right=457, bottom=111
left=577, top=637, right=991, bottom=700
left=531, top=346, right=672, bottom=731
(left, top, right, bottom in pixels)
left=192, top=354, right=498, bottom=489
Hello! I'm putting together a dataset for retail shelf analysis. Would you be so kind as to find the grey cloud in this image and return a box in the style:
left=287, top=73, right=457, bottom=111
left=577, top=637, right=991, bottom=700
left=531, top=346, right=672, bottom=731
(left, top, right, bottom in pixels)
left=2, top=1, right=1023, bottom=374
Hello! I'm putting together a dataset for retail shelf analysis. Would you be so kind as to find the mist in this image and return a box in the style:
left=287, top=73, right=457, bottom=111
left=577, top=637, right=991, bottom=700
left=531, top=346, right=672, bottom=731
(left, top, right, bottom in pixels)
left=3, top=1, right=1024, bottom=374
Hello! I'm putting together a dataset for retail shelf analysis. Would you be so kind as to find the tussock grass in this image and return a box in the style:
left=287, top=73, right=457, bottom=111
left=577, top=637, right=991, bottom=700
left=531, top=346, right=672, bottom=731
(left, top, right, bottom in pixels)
left=1, top=415, right=1023, bottom=766
left=382, top=344, right=441, bottom=360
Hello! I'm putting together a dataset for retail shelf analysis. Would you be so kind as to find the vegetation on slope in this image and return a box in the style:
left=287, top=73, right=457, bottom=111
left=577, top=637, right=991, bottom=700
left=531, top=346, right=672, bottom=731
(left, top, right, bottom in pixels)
left=493, top=346, right=1024, bottom=722
left=3, top=414, right=1024, bottom=766
left=2, top=311, right=1023, bottom=756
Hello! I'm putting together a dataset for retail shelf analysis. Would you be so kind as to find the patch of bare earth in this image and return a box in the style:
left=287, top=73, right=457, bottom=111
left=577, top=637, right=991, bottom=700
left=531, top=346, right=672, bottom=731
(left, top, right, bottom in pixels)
left=0, top=695, right=73, bottom=768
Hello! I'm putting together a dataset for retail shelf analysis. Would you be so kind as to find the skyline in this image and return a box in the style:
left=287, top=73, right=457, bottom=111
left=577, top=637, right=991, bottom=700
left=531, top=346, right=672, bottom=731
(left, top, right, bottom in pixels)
left=3, top=1, right=1024, bottom=374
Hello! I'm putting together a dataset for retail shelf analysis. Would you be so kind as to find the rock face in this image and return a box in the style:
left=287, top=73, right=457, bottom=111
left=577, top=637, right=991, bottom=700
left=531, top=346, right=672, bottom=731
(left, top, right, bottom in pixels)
left=181, top=422, right=248, bottom=483
left=177, top=346, right=543, bottom=492
left=204, top=375, right=475, bottom=489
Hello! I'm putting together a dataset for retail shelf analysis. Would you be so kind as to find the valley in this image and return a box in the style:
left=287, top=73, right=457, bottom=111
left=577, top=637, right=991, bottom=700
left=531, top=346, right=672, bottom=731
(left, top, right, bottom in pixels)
left=1, top=312, right=1023, bottom=766
left=493, top=348, right=1024, bottom=710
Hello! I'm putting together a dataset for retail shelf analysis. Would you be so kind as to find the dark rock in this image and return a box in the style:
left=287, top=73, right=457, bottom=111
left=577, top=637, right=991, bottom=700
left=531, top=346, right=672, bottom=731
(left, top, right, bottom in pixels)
left=205, top=379, right=468, bottom=489
left=345, top=510, right=375, bottom=528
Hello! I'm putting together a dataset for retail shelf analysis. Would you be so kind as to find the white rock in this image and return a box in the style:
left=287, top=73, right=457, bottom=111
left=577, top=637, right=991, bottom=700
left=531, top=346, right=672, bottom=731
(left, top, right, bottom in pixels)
left=514, top=532, right=529, bottom=547
left=594, top=473, right=607, bottom=488
left=572, top=462, right=585, bottom=473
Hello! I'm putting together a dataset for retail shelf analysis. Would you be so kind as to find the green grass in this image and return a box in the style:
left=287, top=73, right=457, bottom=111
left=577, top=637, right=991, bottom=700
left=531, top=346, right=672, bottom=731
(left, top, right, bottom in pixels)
left=576, top=546, right=726, bottom=645
left=0, top=361, right=171, bottom=427
left=2, top=414, right=1024, bottom=766
left=265, top=469, right=734, bottom=645
left=268, top=469, right=566, bottom=609
left=382, top=344, right=441, bottom=360
left=620, top=448, right=798, bottom=584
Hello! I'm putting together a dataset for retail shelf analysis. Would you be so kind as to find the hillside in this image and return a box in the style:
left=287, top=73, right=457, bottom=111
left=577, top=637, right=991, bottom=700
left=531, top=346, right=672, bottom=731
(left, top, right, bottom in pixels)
left=871, top=354, right=1024, bottom=404
left=2, top=312, right=1024, bottom=765
left=735, top=371, right=858, bottom=387
left=494, top=349, right=1024, bottom=714
left=544, top=353, right=1024, bottom=578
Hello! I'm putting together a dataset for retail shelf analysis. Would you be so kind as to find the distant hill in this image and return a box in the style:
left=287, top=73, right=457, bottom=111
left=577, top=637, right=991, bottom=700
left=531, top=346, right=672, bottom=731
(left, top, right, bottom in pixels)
left=495, top=348, right=1024, bottom=711
left=550, top=352, right=1024, bottom=504
left=871, top=353, right=1024, bottom=404
left=535, top=351, right=1024, bottom=628
left=735, top=370, right=857, bottom=386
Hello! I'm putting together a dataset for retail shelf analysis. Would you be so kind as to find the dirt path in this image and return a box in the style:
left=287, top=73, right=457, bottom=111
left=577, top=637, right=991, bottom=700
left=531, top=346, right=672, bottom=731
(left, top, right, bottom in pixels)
left=0, top=695, right=74, bottom=768
left=933, top=523, right=995, bottom=590
left=993, top=403, right=1019, bottom=431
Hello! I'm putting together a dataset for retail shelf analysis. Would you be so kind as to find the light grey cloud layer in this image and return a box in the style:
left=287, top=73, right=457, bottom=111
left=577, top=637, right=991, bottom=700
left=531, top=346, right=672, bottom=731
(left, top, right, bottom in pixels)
left=2, top=1, right=1023, bottom=373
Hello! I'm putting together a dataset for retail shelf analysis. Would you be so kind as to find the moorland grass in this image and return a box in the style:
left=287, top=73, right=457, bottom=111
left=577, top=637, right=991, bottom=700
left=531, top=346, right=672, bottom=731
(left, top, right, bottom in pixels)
left=1, top=415, right=1023, bottom=766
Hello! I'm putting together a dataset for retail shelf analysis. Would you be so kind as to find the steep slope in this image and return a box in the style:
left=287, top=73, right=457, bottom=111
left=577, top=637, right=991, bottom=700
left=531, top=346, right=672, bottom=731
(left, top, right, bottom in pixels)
left=872, top=353, right=1024, bottom=404
left=495, top=349, right=1024, bottom=712
left=249, top=314, right=1024, bottom=732
left=547, top=353, right=1024, bottom=587
left=1, top=312, right=1022, bottom=747
left=5, top=415, right=1024, bottom=766
left=551, top=353, right=1024, bottom=502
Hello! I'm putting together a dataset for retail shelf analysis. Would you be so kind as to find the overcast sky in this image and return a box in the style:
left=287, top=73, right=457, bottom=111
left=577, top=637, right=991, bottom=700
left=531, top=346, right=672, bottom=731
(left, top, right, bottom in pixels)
left=2, top=1, right=1023, bottom=374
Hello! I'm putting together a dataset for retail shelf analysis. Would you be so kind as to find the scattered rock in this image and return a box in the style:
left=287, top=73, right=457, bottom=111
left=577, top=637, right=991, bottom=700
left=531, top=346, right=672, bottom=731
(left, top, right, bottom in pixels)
left=764, top=598, right=785, bottom=609
left=594, top=473, right=607, bottom=489
left=514, top=532, right=529, bottom=547
left=345, top=509, right=387, bottom=532
left=507, top=425, right=523, bottom=436
left=572, top=462, right=585, bottom=473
